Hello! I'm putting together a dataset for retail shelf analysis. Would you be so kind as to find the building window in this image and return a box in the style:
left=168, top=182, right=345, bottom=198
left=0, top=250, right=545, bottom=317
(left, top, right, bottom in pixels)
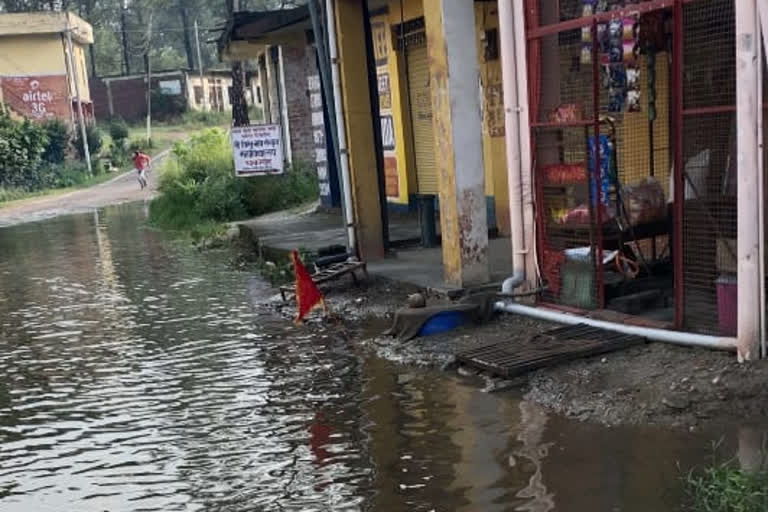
left=256, top=86, right=262, bottom=104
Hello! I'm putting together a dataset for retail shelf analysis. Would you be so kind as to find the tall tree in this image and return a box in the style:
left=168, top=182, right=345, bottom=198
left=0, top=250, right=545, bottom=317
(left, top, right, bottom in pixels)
left=120, top=0, right=131, bottom=74
left=227, top=0, right=249, bottom=126
left=177, top=0, right=194, bottom=69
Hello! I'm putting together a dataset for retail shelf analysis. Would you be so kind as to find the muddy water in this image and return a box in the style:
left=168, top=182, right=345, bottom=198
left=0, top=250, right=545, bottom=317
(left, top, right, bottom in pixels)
left=0, top=203, right=747, bottom=511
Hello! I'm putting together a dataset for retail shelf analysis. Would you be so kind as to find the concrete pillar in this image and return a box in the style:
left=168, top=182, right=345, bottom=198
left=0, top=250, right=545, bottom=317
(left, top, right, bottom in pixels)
left=424, top=0, right=490, bottom=287
left=334, top=0, right=385, bottom=261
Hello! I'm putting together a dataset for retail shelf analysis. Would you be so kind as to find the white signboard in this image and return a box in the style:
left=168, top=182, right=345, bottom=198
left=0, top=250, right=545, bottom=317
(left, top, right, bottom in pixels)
left=158, top=79, right=182, bottom=95
left=231, top=124, right=284, bottom=177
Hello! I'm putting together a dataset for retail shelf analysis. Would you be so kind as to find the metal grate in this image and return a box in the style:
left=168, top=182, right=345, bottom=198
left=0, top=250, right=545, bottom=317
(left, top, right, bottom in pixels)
left=457, top=324, right=646, bottom=378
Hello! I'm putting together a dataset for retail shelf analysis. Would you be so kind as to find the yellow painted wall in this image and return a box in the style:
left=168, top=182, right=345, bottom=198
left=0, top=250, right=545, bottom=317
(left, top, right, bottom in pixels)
left=374, top=0, right=508, bottom=233
left=474, top=2, right=509, bottom=235
left=375, top=0, right=425, bottom=205
left=72, top=42, right=90, bottom=102
left=617, top=52, right=671, bottom=196
left=397, top=0, right=424, bottom=23
left=0, top=34, right=66, bottom=76
left=0, top=34, right=92, bottom=102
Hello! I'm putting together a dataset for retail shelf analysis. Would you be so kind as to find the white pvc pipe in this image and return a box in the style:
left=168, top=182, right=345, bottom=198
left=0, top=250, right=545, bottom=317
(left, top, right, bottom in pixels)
left=758, top=7, right=766, bottom=359
left=736, top=0, right=761, bottom=360
left=512, top=0, right=536, bottom=283
left=495, top=301, right=737, bottom=351
left=325, top=0, right=357, bottom=254
left=277, top=46, right=293, bottom=166
left=498, top=0, right=525, bottom=292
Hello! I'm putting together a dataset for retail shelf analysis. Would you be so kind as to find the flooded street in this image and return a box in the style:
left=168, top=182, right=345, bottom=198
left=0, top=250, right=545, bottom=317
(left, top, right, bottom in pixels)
left=0, top=203, right=750, bottom=511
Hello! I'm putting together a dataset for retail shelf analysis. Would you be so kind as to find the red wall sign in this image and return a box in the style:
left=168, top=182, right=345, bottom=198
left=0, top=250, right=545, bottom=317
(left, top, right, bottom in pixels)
left=1, top=75, right=70, bottom=121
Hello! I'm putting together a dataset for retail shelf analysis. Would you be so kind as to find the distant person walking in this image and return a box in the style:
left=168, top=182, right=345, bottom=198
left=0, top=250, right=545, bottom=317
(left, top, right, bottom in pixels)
left=133, top=150, right=151, bottom=190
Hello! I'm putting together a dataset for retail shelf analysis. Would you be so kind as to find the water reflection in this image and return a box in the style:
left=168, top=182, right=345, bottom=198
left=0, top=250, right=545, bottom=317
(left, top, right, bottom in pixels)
left=0, top=204, right=758, bottom=511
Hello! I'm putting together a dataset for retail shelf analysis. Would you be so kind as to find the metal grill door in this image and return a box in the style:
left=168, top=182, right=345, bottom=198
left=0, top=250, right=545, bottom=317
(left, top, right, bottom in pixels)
left=406, top=44, right=438, bottom=195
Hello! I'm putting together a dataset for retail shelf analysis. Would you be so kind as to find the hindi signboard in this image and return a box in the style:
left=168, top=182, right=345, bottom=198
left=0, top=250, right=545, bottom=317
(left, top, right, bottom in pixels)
left=231, top=124, right=284, bottom=177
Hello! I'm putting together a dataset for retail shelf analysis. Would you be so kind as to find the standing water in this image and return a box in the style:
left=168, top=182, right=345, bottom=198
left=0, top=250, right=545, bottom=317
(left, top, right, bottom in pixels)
left=0, top=204, right=749, bottom=511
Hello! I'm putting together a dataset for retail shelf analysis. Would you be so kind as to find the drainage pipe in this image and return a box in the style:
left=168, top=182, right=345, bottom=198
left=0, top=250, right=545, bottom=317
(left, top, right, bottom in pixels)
left=325, top=0, right=357, bottom=254
left=512, top=0, right=535, bottom=281
left=494, top=301, right=737, bottom=351
left=759, top=6, right=766, bottom=359
left=498, top=0, right=526, bottom=294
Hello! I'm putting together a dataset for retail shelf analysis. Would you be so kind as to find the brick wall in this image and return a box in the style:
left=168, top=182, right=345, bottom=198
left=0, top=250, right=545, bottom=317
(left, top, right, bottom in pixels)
left=92, top=72, right=189, bottom=122
left=280, top=45, right=316, bottom=164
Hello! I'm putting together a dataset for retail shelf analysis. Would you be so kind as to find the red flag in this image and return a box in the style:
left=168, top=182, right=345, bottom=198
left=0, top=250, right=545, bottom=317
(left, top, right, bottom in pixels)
left=291, top=250, right=324, bottom=323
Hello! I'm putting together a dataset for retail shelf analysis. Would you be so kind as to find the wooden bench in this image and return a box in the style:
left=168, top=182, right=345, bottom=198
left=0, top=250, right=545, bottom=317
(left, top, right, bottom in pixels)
left=279, top=260, right=368, bottom=301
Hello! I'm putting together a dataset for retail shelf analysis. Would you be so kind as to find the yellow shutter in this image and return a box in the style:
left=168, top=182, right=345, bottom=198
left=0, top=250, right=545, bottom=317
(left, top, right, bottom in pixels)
left=406, top=44, right=438, bottom=195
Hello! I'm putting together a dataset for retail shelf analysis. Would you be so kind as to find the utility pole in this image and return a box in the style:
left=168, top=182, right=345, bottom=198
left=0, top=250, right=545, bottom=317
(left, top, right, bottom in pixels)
left=65, top=14, right=92, bottom=176
left=195, top=19, right=208, bottom=111
left=145, top=12, right=153, bottom=144
left=120, top=0, right=131, bottom=74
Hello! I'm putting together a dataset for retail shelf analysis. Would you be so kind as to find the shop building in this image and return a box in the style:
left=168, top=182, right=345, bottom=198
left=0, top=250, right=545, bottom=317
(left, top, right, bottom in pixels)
left=0, top=11, right=93, bottom=126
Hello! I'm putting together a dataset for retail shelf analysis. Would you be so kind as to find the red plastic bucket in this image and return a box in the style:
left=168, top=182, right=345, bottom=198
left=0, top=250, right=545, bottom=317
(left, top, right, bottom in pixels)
left=716, top=274, right=737, bottom=336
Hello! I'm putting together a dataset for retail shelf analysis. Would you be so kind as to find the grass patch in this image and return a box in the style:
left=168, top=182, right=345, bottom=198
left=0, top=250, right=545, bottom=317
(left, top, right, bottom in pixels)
left=683, top=443, right=768, bottom=512
left=0, top=165, right=117, bottom=207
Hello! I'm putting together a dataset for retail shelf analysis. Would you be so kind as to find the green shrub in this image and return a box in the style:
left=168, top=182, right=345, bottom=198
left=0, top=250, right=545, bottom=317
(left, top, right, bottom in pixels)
left=0, top=112, right=48, bottom=189
left=181, top=110, right=231, bottom=127
left=41, top=119, right=70, bottom=164
left=108, top=117, right=130, bottom=143
left=151, top=90, right=188, bottom=121
left=129, top=136, right=155, bottom=153
left=75, top=124, right=103, bottom=160
left=150, top=128, right=318, bottom=231
left=0, top=187, right=32, bottom=203
left=51, top=161, right=90, bottom=187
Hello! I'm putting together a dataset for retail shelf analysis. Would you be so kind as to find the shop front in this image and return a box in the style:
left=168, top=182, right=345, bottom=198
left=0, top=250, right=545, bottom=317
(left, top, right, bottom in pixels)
left=528, top=0, right=741, bottom=337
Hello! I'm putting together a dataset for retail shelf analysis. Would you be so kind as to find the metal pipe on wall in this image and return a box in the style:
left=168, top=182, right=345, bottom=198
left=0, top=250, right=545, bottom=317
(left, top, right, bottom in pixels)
left=757, top=5, right=766, bottom=359
left=736, top=0, right=762, bottom=361
left=498, top=0, right=525, bottom=293
left=325, top=0, right=357, bottom=254
left=64, top=15, right=92, bottom=176
left=512, top=0, right=536, bottom=287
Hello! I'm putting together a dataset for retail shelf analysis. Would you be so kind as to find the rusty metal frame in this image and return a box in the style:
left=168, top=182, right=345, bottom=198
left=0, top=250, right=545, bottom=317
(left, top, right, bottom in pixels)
left=526, top=0, right=696, bottom=39
left=528, top=0, right=712, bottom=317
left=673, top=0, right=685, bottom=329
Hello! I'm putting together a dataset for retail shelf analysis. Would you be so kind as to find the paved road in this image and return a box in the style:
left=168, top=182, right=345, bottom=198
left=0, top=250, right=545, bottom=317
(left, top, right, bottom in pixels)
left=0, top=150, right=167, bottom=228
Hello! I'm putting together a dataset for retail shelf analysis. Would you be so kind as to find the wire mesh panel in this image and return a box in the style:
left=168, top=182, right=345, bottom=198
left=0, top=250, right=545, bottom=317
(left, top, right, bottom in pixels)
left=532, top=26, right=600, bottom=309
left=531, top=1, right=675, bottom=317
left=681, top=0, right=737, bottom=335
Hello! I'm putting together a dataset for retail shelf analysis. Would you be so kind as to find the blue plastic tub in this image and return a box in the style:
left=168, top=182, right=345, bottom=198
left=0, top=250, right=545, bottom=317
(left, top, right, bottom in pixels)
left=418, top=311, right=468, bottom=336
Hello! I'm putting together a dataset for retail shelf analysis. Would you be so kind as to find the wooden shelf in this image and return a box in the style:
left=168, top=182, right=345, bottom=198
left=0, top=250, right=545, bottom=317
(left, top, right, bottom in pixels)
left=546, top=219, right=669, bottom=246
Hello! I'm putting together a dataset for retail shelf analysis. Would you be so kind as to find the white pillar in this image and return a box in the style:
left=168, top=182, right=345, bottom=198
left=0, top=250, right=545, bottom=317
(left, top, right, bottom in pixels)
left=736, top=0, right=761, bottom=361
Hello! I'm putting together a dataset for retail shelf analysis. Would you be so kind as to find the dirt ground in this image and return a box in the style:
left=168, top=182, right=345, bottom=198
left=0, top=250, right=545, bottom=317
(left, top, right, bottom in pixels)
left=0, top=150, right=166, bottom=228
left=261, top=274, right=768, bottom=431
